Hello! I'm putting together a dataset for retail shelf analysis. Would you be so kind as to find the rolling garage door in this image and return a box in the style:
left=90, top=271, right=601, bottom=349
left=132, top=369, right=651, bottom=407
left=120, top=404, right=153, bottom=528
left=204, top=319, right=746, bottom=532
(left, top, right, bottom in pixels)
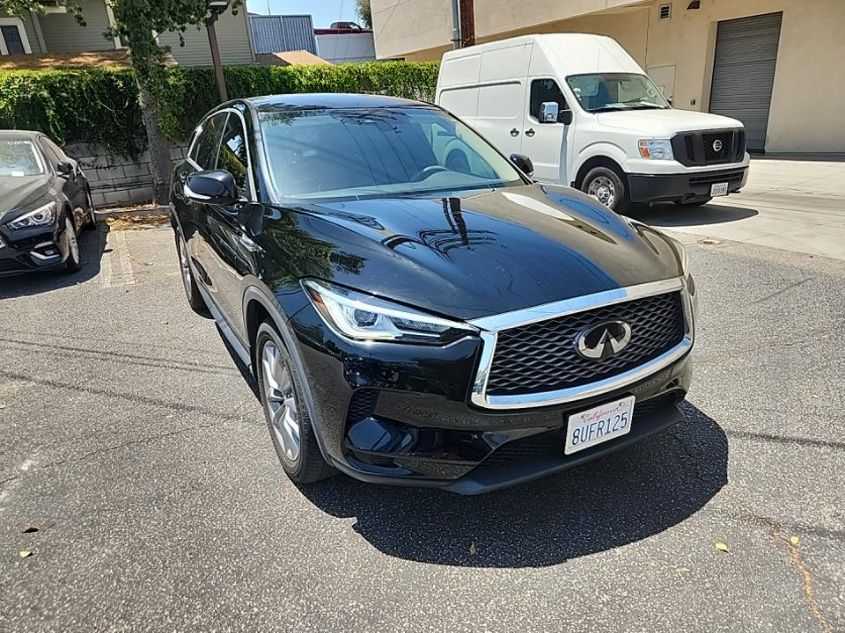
left=709, top=12, right=783, bottom=152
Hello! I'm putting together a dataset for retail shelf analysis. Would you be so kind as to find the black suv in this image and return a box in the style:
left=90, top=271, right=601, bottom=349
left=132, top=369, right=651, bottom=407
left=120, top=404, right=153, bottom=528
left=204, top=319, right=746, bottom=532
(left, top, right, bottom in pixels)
left=170, top=94, right=696, bottom=494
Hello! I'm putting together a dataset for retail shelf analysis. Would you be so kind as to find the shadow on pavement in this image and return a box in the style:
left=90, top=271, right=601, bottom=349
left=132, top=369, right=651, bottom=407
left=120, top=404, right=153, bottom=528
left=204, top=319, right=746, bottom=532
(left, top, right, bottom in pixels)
left=627, top=202, right=759, bottom=227
left=300, top=401, right=727, bottom=568
left=0, top=223, right=109, bottom=298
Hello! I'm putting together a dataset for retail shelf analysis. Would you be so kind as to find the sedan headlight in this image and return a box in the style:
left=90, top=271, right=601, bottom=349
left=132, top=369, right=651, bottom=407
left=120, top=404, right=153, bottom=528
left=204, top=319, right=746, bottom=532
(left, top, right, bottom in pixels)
left=638, top=139, right=674, bottom=160
left=303, top=279, right=475, bottom=344
left=7, top=202, right=57, bottom=230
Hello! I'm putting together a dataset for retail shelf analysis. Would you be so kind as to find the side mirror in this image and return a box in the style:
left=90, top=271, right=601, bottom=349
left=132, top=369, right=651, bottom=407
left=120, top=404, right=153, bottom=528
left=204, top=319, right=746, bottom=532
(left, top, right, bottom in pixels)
left=185, top=170, right=238, bottom=206
left=539, top=101, right=559, bottom=123
left=57, top=161, right=74, bottom=176
left=560, top=109, right=573, bottom=125
left=510, top=153, right=534, bottom=178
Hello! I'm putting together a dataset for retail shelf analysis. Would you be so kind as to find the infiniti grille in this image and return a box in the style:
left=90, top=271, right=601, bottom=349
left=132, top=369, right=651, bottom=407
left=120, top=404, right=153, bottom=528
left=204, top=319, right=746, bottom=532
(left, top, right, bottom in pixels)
left=485, top=292, right=686, bottom=396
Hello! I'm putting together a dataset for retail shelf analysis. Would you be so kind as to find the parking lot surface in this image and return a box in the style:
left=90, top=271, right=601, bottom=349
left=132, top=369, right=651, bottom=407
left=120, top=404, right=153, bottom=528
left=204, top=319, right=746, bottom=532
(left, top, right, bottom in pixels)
left=0, top=218, right=843, bottom=632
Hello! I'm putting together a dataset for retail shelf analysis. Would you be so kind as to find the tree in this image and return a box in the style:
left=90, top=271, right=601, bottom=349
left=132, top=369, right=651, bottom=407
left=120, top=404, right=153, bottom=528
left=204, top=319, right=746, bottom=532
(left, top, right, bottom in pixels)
left=4, top=0, right=241, bottom=203
left=355, top=0, right=372, bottom=28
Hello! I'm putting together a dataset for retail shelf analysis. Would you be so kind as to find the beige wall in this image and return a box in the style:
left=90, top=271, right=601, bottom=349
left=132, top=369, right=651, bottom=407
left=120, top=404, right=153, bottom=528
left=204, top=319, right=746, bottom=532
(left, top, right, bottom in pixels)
left=39, top=0, right=116, bottom=53
left=372, top=0, right=845, bottom=153
left=158, top=7, right=255, bottom=67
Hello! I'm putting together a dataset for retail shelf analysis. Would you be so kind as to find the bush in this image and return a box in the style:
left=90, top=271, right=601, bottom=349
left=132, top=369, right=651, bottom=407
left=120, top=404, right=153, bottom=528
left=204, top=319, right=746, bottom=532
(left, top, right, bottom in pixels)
left=0, top=61, right=440, bottom=158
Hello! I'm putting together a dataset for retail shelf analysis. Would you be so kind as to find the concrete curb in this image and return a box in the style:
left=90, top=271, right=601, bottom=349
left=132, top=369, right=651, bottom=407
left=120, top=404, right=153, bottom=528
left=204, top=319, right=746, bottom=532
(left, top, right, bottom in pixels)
left=94, top=205, right=170, bottom=220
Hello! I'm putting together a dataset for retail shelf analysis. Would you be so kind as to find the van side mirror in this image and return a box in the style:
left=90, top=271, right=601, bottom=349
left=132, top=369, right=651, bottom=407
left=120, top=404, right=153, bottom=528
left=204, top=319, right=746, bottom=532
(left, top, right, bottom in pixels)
left=185, top=170, right=238, bottom=206
left=539, top=102, right=559, bottom=123
left=510, top=153, right=534, bottom=177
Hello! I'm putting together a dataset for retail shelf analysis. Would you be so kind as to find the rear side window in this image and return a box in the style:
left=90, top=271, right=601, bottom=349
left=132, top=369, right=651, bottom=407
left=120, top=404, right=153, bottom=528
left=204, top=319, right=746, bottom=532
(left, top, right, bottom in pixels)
left=191, top=113, right=226, bottom=170
left=217, top=114, right=251, bottom=197
left=529, top=79, right=570, bottom=122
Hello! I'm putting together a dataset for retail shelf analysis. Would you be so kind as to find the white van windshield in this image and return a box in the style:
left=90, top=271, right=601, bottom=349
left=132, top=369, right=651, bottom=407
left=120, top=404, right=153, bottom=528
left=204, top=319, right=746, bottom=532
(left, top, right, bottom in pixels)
left=566, top=73, right=670, bottom=113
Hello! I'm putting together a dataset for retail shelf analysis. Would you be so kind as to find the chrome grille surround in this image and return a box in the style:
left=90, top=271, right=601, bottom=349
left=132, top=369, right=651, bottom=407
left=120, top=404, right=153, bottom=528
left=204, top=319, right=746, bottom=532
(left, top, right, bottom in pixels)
left=468, top=277, right=694, bottom=410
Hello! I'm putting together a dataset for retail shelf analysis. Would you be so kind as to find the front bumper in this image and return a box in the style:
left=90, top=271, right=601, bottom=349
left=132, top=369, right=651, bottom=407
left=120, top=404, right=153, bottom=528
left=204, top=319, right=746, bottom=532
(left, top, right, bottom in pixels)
left=0, top=223, right=66, bottom=277
left=287, top=286, right=694, bottom=494
left=627, top=166, right=749, bottom=203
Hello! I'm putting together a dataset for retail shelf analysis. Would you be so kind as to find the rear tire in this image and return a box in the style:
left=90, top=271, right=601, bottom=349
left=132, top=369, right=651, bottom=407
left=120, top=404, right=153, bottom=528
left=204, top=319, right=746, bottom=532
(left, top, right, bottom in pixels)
left=175, top=232, right=210, bottom=317
left=581, top=166, right=630, bottom=213
left=255, top=321, right=335, bottom=484
left=674, top=196, right=712, bottom=207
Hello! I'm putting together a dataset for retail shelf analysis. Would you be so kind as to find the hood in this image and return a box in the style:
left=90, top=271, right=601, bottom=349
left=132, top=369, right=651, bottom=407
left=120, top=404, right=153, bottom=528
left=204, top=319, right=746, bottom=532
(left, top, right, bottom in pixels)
left=597, top=108, right=743, bottom=136
left=0, top=175, right=54, bottom=222
left=264, top=184, right=684, bottom=322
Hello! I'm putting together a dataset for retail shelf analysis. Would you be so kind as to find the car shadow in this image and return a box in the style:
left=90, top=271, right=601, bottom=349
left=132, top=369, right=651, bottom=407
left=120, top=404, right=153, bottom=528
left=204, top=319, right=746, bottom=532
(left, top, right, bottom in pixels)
left=0, top=223, right=109, bottom=298
left=626, top=201, right=759, bottom=227
left=298, top=401, right=727, bottom=568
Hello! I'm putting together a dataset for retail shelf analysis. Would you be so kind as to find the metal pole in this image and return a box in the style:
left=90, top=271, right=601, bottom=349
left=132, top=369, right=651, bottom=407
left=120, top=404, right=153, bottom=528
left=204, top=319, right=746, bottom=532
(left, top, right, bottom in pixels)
left=206, top=15, right=228, bottom=102
left=450, top=0, right=462, bottom=49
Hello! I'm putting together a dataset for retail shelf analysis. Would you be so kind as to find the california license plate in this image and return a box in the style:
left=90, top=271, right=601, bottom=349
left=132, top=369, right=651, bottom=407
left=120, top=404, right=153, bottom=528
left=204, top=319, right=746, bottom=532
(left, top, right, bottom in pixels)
left=564, top=396, right=635, bottom=455
left=710, top=182, right=729, bottom=196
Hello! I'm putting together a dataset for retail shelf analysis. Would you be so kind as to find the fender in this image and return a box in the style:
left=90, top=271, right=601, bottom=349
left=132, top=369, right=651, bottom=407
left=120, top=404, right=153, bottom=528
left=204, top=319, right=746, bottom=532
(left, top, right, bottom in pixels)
left=571, top=141, right=631, bottom=185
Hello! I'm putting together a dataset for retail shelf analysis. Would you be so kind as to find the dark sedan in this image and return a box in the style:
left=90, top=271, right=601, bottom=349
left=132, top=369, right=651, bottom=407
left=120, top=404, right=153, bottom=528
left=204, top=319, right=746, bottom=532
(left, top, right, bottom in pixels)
left=170, top=94, right=696, bottom=494
left=0, top=130, right=95, bottom=277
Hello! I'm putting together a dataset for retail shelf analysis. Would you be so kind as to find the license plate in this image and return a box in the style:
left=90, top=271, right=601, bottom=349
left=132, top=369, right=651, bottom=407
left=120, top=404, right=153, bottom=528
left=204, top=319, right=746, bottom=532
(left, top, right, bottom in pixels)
left=710, top=182, right=729, bottom=196
left=564, top=396, right=635, bottom=455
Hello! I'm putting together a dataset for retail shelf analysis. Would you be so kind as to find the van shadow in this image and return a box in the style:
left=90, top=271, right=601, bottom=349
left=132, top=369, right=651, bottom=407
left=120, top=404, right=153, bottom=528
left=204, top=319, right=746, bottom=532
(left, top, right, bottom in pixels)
left=0, top=223, right=109, bottom=299
left=299, top=402, right=727, bottom=568
left=626, top=201, right=759, bottom=227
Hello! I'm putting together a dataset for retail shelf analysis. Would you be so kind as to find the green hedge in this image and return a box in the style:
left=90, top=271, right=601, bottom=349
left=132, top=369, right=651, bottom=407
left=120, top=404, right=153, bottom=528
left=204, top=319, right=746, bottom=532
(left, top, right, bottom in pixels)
left=0, top=61, right=440, bottom=158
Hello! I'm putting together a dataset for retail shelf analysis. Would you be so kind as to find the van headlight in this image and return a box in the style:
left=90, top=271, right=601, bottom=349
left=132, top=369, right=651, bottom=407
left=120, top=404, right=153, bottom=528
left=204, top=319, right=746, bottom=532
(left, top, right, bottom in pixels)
left=303, top=279, right=475, bottom=344
left=638, top=139, right=674, bottom=160
left=7, top=202, right=57, bottom=230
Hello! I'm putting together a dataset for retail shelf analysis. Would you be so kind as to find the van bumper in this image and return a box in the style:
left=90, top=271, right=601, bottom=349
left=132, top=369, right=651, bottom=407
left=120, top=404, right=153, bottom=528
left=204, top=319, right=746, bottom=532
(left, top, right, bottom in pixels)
left=627, top=166, right=748, bottom=203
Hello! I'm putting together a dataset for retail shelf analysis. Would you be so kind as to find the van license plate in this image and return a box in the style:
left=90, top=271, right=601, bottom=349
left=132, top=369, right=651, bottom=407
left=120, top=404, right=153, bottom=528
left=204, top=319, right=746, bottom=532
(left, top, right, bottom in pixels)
left=710, top=182, right=729, bottom=196
left=564, top=396, right=635, bottom=455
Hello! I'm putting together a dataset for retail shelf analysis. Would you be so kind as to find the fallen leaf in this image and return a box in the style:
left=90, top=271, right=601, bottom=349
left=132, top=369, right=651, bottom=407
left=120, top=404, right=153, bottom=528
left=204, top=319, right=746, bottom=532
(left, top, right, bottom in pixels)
left=469, top=542, right=477, bottom=556
left=714, top=540, right=729, bottom=552
left=18, top=550, right=32, bottom=558
left=789, top=535, right=800, bottom=546
left=22, top=527, right=38, bottom=534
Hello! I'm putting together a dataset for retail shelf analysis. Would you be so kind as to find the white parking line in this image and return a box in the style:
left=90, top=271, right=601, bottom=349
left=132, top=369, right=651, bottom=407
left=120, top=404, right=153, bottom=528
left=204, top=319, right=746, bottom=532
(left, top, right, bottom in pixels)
left=100, top=230, right=136, bottom=288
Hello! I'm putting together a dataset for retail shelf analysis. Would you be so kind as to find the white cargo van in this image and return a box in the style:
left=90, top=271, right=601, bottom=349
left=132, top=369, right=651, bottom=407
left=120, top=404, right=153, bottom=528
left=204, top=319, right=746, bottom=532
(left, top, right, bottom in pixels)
left=436, top=34, right=750, bottom=212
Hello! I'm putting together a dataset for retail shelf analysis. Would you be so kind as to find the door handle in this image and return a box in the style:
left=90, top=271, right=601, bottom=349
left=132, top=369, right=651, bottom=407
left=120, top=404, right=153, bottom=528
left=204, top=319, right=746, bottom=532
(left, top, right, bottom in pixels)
left=510, top=128, right=520, bottom=137
left=525, top=128, right=536, bottom=137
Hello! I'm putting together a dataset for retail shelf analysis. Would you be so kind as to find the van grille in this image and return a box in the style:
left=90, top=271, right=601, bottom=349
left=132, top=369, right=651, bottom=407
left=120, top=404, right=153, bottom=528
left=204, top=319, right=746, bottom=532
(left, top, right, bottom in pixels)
left=672, top=129, right=745, bottom=166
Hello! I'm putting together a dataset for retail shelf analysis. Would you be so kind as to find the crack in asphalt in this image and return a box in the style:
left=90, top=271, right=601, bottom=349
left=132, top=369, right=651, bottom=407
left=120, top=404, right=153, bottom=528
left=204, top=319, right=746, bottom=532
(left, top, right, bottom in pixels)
left=750, top=277, right=813, bottom=305
left=665, top=428, right=835, bottom=632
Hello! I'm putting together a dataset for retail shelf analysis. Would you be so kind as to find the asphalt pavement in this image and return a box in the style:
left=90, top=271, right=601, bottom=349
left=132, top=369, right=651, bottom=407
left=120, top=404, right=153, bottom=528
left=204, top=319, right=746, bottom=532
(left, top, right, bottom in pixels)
left=0, top=217, right=842, bottom=632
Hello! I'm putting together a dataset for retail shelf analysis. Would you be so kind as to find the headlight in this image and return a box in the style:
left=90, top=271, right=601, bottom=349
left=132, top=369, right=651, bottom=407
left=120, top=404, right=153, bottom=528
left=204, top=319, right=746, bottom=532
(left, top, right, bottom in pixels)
left=7, top=202, right=57, bottom=230
left=303, top=279, right=475, bottom=344
left=638, top=139, right=674, bottom=160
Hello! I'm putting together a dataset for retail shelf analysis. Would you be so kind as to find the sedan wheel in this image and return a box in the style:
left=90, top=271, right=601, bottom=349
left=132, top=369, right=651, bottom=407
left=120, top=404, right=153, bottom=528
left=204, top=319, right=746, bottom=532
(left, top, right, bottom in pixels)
left=262, top=341, right=302, bottom=463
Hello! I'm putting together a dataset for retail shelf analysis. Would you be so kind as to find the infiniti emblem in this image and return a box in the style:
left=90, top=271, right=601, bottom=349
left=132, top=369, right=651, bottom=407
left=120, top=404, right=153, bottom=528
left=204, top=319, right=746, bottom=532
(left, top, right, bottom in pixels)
left=576, top=320, right=632, bottom=360
left=712, top=139, right=723, bottom=152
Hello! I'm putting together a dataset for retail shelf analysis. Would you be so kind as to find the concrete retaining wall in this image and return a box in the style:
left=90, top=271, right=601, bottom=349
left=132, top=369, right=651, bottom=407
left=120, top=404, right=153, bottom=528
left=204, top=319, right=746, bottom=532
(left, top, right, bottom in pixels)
left=65, top=143, right=189, bottom=208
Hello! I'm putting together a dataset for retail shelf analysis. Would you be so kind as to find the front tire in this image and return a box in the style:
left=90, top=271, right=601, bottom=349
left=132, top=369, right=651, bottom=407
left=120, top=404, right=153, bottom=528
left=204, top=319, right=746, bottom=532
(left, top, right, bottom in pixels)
left=61, top=215, right=82, bottom=274
left=175, top=232, right=210, bottom=317
left=256, top=321, right=334, bottom=485
left=581, top=166, right=630, bottom=213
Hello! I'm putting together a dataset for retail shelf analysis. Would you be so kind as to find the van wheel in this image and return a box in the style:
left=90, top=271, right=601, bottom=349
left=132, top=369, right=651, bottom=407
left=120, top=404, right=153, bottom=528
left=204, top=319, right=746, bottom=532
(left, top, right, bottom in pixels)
left=581, top=166, right=630, bottom=213
left=675, top=196, right=712, bottom=207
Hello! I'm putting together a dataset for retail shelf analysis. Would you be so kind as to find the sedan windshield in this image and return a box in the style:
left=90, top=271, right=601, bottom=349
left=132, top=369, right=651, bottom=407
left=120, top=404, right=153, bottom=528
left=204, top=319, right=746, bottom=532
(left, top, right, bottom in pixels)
left=259, top=106, right=524, bottom=200
left=0, top=140, right=45, bottom=177
left=566, top=73, right=670, bottom=113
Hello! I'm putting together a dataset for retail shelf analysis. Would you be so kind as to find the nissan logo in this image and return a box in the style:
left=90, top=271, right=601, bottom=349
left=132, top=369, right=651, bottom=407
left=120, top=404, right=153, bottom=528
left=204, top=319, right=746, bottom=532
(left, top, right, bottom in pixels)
left=712, top=139, right=724, bottom=152
left=576, top=320, right=632, bottom=360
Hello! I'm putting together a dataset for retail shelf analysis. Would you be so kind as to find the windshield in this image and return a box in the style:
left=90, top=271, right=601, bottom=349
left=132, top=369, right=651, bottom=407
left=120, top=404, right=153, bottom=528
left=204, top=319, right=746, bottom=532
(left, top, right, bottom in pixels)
left=566, top=73, right=670, bottom=113
left=259, top=106, right=524, bottom=201
left=0, top=140, right=45, bottom=177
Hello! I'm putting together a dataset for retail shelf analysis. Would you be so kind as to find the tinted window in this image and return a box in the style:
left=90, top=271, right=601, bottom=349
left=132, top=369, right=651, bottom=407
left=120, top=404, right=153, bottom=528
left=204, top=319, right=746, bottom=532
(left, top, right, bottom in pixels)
left=38, top=138, right=61, bottom=167
left=259, top=107, right=523, bottom=200
left=530, top=79, right=569, bottom=122
left=41, top=137, right=67, bottom=163
left=217, top=114, right=250, bottom=196
left=191, top=113, right=226, bottom=169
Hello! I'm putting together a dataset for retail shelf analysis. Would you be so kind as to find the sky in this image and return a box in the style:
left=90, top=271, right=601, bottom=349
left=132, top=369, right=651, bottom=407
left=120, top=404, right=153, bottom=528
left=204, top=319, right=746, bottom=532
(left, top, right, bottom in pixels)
left=245, top=0, right=360, bottom=28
